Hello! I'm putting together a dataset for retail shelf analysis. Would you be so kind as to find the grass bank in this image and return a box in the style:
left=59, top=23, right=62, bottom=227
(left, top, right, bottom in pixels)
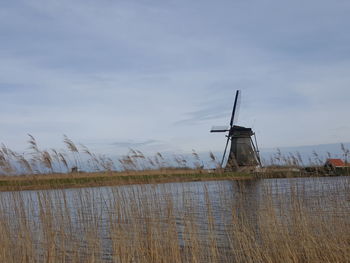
left=0, top=169, right=253, bottom=191
left=1, top=167, right=346, bottom=192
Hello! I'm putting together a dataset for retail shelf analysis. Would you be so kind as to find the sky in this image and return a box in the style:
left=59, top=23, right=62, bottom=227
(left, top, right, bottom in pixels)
left=1, top=0, right=350, bottom=157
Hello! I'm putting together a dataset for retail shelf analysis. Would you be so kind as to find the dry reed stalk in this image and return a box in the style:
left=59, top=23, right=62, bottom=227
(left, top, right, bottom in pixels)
left=50, top=149, right=62, bottom=173
left=1, top=134, right=350, bottom=183
left=63, top=135, right=81, bottom=170
left=27, top=134, right=39, bottom=153
left=0, top=179, right=350, bottom=262
left=58, top=152, right=69, bottom=173
left=0, top=146, right=15, bottom=175
left=16, top=154, right=33, bottom=175
left=41, top=151, right=53, bottom=173
left=80, top=144, right=101, bottom=172
left=191, top=150, right=203, bottom=170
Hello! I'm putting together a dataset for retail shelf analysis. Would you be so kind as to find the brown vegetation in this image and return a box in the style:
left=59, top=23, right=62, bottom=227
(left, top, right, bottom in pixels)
left=0, top=135, right=349, bottom=191
left=0, top=135, right=221, bottom=176
left=0, top=169, right=252, bottom=191
left=0, top=180, right=349, bottom=262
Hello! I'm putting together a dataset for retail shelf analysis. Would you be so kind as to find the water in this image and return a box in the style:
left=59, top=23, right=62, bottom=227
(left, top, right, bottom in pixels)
left=1, top=176, right=349, bottom=261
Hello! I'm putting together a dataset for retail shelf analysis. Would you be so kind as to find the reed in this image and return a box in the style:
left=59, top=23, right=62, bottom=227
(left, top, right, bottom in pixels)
left=0, top=179, right=349, bottom=262
left=0, top=135, right=216, bottom=176
left=0, top=135, right=348, bottom=182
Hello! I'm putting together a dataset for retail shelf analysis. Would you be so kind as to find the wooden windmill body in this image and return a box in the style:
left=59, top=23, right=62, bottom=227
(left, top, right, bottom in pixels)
left=211, top=91, right=261, bottom=171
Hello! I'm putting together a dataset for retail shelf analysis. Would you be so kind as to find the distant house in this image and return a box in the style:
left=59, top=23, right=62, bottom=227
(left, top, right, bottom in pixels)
left=324, top=159, right=348, bottom=169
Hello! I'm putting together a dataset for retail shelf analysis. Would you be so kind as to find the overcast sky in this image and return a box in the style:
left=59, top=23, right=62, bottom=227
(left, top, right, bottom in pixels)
left=1, top=0, right=350, bottom=155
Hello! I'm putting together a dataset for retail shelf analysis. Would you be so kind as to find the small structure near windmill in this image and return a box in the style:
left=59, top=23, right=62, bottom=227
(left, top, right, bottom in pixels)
left=210, top=90, right=261, bottom=171
left=324, top=159, right=349, bottom=169
left=324, top=158, right=350, bottom=175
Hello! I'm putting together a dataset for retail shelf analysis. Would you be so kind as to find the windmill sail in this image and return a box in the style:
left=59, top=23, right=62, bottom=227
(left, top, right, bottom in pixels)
left=230, top=90, right=240, bottom=127
left=210, top=126, right=229, bottom=132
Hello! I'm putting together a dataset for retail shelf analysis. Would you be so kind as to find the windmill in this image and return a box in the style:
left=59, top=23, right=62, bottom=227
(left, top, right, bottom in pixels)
left=210, top=90, right=261, bottom=171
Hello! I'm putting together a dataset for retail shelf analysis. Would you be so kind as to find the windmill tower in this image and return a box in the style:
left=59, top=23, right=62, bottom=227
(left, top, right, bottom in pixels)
left=210, top=90, right=261, bottom=171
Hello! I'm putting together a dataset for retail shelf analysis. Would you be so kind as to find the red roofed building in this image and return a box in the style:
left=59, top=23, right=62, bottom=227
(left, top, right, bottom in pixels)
left=324, top=159, right=346, bottom=169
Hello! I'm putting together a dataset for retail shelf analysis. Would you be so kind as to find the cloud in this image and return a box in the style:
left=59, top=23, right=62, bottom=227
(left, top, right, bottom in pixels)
left=1, top=0, right=350, bottom=154
left=111, top=140, right=158, bottom=148
left=174, top=106, right=229, bottom=126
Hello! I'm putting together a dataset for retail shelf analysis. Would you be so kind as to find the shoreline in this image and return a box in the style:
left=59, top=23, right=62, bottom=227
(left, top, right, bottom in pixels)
left=0, top=168, right=345, bottom=192
left=0, top=170, right=252, bottom=191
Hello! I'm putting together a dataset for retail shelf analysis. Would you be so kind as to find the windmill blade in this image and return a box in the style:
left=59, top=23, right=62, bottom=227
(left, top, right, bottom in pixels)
left=210, top=126, right=230, bottom=132
left=229, top=90, right=241, bottom=127
left=220, top=136, right=231, bottom=167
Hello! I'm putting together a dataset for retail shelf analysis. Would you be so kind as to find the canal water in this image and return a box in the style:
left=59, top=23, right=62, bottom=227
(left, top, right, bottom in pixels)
left=0, top=176, right=349, bottom=261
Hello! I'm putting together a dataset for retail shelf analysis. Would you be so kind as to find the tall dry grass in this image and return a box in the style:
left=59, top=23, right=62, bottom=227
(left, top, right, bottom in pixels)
left=0, top=135, right=349, bottom=176
left=0, top=179, right=349, bottom=262
left=0, top=135, right=219, bottom=176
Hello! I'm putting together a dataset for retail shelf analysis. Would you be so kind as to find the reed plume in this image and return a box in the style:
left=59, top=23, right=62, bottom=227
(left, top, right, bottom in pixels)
left=63, top=135, right=80, bottom=171
left=41, top=151, right=53, bottom=173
